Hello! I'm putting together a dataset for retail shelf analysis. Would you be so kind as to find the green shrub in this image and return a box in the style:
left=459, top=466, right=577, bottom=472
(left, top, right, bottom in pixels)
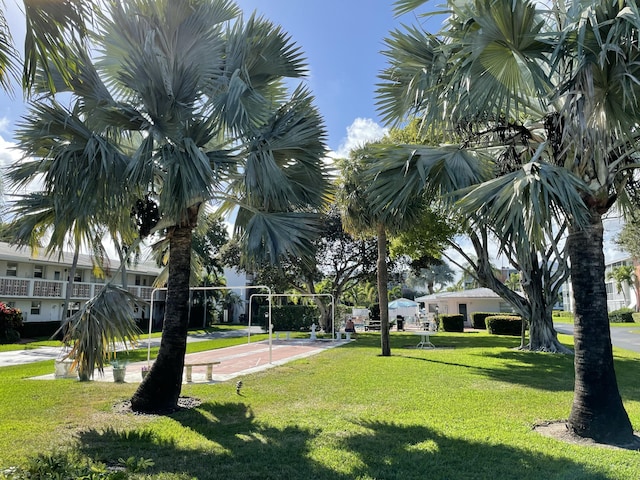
left=486, top=315, right=524, bottom=336
left=2, top=450, right=153, bottom=479
left=0, top=302, right=23, bottom=344
left=469, top=312, right=499, bottom=329
left=633, top=312, right=640, bottom=323
left=552, top=310, right=573, bottom=318
left=608, top=307, right=635, bottom=323
left=439, top=314, right=464, bottom=332
left=257, top=305, right=319, bottom=331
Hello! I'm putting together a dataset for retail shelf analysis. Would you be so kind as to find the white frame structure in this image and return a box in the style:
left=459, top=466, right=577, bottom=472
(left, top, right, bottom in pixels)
left=248, top=293, right=335, bottom=342
left=147, top=285, right=273, bottom=364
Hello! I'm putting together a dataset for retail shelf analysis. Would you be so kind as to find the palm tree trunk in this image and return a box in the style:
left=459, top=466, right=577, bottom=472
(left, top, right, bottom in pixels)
left=567, top=211, right=634, bottom=444
left=377, top=223, right=390, bottom=356
left=131, top=223, right=193, bottom=413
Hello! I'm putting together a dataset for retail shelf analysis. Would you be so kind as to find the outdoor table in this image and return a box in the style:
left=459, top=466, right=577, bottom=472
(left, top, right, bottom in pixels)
left=415, top=330, right=435, bottom=349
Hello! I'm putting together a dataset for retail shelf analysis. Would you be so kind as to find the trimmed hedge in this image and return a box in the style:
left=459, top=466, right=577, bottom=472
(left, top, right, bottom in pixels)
left=256, top=305, right=319, bottom=331
left=469, top=312, right=499, bottom=330
left=20, top=321, right=64, bottom=339
left=439, top=314, right=464, bottom=332
left=485, top=315, right=524, bottom=336
left=609, top=307, right=635, bottom=323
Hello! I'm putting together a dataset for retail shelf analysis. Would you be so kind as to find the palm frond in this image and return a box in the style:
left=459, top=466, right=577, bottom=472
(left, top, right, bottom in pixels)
left=0, top=7, right=20, bottom=92
left=23, top=0, right=93, bottom=92
left=236, top=210, right=322, bottom=266
left=241, top=85, right=330, bottom=211
left=363, top=144, right=493, bottom=218
left=456, top=162, right=590, bottom=249
left=60, top=284, right=143, bottom=378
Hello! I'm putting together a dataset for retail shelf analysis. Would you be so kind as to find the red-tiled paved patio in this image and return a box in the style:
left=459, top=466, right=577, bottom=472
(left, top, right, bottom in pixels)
left=35, top=338, right=345, bottom=383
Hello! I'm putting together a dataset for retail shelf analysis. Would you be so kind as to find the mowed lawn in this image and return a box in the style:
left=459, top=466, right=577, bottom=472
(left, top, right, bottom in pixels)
left=1, top=331, right=639, bottom=479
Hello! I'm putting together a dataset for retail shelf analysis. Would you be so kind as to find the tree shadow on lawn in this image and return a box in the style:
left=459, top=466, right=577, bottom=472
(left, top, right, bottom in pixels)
left=400, top=347, right=640, bottom=401
left=77, top=402, right=348, bottom=479
left=340, top=419, right=616, bottom=480
left=77, top=402, right=613, bottom=480
left=399, top=350, right=574, bottom=393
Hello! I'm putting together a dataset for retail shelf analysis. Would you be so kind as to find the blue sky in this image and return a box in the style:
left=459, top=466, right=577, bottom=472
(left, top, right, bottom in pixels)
left=0, top=0, right=441, bottom=160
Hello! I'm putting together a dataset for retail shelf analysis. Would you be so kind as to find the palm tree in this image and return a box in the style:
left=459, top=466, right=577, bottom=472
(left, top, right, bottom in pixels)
left=606, top=265, right=635, bottom=306
left=336, top=145, right=422, bottom=356
left=375, top=0, right=640, bottom=444
left=31, top=0, right=328, bottom=413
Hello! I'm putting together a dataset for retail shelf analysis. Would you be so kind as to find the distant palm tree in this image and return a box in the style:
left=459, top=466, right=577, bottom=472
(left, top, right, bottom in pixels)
left=606, top=266, right=635, bottom=306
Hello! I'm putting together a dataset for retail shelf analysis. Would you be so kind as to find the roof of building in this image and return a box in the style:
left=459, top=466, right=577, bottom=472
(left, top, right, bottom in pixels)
left=415, top=287, right=503, bottom=302
left=0, top=241, right=161, bottom=275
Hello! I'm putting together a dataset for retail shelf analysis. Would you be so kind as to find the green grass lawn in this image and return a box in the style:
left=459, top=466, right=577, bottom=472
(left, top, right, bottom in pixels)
left=1, top=331, right=639, bottom=479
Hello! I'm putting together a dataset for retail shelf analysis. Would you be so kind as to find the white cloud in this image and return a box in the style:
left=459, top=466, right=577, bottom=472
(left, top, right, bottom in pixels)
left=0, top=134, right=21, bottom=170
left=331, top=118, right=388, bottom=159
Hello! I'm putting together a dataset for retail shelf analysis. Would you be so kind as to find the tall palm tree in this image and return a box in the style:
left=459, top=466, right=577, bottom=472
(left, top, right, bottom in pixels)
left=375, top=0, right=640, bottom=444
left=32, top=0, right=329, bottom=413
left=336, top=145, right=422, bottom=356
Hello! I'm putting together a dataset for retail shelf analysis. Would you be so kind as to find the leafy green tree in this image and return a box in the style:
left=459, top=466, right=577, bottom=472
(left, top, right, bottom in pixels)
left=374, top=0, right=640, bottom=444
left=505, top=273, right=522, bottom=293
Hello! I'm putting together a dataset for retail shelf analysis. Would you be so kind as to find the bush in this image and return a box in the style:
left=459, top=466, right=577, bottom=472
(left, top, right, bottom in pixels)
left=257, top=305, right=319, bottom=331
left=608, top=307, right=635, bottom=323
left=19, top=321, right=62, bottom=339
left=552, top=310, right=573, bottom=318
left=439, top=314, right=464, bottom=332
left=485, top=315, right=524, bottom=336
left=0, top=302, right=23, bottom=344
left=3, top=450, right=153, bottom=479
left=469, top=312, right=499, bottom=330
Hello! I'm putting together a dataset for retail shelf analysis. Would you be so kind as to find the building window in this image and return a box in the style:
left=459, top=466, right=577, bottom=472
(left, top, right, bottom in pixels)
left=6, top=263, right=17, bottom=277
left=135, top=275, right=141, bottom=286
left=74, top=270, right=82, bottom=282
left=34, top=265, right=44, bottom=278
left=30, top=301, right=41, bottom=315
left=54, top=271, right=61, bottom=281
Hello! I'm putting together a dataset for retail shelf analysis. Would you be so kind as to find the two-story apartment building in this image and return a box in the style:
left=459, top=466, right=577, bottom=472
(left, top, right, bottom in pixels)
left=0, top=241, right=160, bottom=329
left=562, top=255, right=639, bottom=313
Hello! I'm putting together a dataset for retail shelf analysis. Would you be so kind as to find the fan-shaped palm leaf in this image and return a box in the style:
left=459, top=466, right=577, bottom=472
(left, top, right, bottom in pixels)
left=457, top=162, right=590, bottom=249
left=60, top=284, right=143, bottom=379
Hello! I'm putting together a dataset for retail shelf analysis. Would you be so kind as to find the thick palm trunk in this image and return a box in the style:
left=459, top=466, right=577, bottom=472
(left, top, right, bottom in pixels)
left=567, top=212, right=634, bottom=444
left=377, top=223, right=390, bottom=356
left=131, top=224, right=193, bottom=413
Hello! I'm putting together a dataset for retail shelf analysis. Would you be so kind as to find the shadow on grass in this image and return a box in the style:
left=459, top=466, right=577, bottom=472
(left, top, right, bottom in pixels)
left=77, top=403, right=612, bottom=480
left=341, top=420, right=612, bottom=480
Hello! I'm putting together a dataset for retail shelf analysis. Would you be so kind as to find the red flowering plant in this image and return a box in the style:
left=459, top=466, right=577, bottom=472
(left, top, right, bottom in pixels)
left=0, top=302, right=23, bottom=344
